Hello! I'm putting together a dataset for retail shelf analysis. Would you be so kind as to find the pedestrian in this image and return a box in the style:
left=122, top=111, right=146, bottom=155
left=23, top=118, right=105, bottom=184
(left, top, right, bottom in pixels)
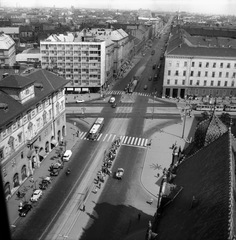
left=98, top=183, right=101, bottom=189
left=30, top=176, right=34, bottom=183
left=157, top=173, right=160, bottom=178
left=82, top=204, right=85, bottom=212
left=138, top=213, right=141, bottom=221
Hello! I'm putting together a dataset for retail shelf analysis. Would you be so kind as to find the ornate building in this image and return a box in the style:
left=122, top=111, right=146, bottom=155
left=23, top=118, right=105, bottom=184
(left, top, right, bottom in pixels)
left=0, top=69, right=67, bottom=200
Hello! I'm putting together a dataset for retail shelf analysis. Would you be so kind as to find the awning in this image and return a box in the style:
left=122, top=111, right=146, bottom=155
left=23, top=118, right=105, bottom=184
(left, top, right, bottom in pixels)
left=66, top=88, right=73, bottom=91
left=74, top=88, right=81, bottom=92
left=51, top=139, right=57, bottom=145
left=82, top=88, right=89, bottom=92
left=27, top=149, right=34, bottom=158
left=38, top=150, right=46, bottom=157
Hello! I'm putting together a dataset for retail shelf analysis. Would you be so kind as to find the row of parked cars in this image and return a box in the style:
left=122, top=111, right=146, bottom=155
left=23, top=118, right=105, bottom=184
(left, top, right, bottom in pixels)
left=18, top=150, right=73, bottom=217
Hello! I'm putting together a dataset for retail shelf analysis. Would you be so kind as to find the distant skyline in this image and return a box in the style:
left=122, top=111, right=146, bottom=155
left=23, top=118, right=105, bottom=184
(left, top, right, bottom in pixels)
left=1, top=0, right=236, bottom=15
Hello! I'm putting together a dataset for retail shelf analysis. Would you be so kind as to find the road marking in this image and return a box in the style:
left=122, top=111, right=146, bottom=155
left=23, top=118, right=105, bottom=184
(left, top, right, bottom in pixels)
left=103, top=133, right=108, bottom=141
left=123, top=136, right=128, bottom=144
left=140, top=138, right=145, bottom=146
left=80, top=132, right=87, bottom=139
left=134, top=137, right=139, bottom=145
left=144, top=139, right=148, bottom=147
left=137, top=138, right=142, bottom=145
left=107, top=134, right=113, bottom=142
left=130, top=137, right=135, bottom=145
left=97, top=133, right=102, bottom=141
left=127, top=136, right=132, bottom=145
left=120, top=136, right=125, bottom=143
left=112, top=134, right=117, bottom=142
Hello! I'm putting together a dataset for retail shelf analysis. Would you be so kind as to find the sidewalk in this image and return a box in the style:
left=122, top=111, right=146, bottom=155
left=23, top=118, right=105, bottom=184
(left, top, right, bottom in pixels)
left=8, top=120, right=82, bottom=228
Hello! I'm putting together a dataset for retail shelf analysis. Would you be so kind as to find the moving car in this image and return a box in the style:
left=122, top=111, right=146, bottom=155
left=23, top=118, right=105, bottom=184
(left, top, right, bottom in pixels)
left=30, top=189, right=42, bottom=202
left=144, top=85, right=148, bottom=90
left=109, top=97, right=115, bottom=103
left=116, top=168, right=124, bottom=179
left=19, top=203, right=32, bottom=217
left=63, top=149, right=72, bottom=162
left=76, top=99, right=85, bottom=103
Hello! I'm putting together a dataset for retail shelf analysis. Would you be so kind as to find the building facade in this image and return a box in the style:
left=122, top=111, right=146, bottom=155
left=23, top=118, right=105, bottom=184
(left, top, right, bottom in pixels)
left=163, top=27, right=236, bottom=99
left=0, top=32, right=15, bottom=67
left=40, top=34, right=106, bottom=93
left=0, top=69, right=67, bottom=200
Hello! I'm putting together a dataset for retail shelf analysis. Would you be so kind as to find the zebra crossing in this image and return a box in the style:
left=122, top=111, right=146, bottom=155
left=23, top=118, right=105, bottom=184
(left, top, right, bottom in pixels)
left=79, top=131, right=148, bottom=148
left=107, top=90, right=154, bottom=97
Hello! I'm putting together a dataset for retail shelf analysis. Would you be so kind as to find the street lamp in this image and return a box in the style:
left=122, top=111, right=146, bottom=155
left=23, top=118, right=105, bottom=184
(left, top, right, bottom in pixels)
left=182, top=107, right=187, bottom=139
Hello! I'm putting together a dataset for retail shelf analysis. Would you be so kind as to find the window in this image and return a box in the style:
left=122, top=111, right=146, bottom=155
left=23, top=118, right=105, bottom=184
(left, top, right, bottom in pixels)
left=211, top=81, right=214, bottom=86
left=204, top=80, right=207, bottom=86
left=182, top=80, right=185, bottom=85
left=168, top=70, right=171, bottom=76
left=190, top=80, right=193, bottom=85
left=224, top=81, right=227, bottom=86
left=190, top=71, right=194, bottom=76
left=234, top=63, right=236, bottom=68
left=175, top=70, right=179, bottom=76
left=21, top=151, right=23, bottom=159
left=199, top=62, right=202, bottom=67
left=213, top=62, right=216, bottom=68
left=175, top=79, right=178, bottom=85
left=206, top=62, right=209, bottom=67
left=232, top=81, right=235, bottom=87
left=227, top=63, right=230, bottom=68
left=217, top=81, right=221, bottom=86
left=233, top=72, right=236, bottom=78
left=0, top=147, right=4, bottom=161
left=18, top=132, right=22, bottom=143
left=176, top=62, right=179, bottom=67
left=220, top=62, right=223, bottom=68
left=226, top=72, right=229, bottom=78
left=183, top=70, right=186, bottom=76
left=184, top=61, right=187, bottom=67
left=167, top=79, right=170, bottom=85
left=212, top=72, right=215, bottom=77
left=196, top=80, right=200, bottom=86
left=192, top=62, right=195, bottom=67
left=205, top=71, right=208, bottom=77
left=198, top=71, right=201, bottom=77
left=219, top=72, right=222, bottom=78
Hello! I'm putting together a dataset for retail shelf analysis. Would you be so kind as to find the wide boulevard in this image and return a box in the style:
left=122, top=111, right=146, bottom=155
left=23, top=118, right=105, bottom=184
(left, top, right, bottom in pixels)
left=11, top=17, right=176, bottom=240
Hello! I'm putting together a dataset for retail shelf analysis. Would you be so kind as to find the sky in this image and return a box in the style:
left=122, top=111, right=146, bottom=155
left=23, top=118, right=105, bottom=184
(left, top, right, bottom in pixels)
left=1, top=0, right=236, bottom=15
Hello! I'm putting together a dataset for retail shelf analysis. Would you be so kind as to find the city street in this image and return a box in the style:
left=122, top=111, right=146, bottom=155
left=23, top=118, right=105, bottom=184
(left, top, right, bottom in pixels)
left=10, top=20, right=178, bottom=240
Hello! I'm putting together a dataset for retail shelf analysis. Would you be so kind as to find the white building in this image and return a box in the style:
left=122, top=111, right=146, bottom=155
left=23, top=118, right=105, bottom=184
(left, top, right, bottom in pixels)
left=0, top=69, right=67, bottom=200
left=0, top=32, right=15, bottom=67
left=40, top=33, right=106, bottom=93
left=163, top=27, right=236, bottom=98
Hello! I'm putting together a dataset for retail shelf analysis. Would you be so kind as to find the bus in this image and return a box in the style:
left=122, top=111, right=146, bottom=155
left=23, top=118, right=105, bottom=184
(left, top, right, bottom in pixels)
left=87, top=118, right=104, bottom=140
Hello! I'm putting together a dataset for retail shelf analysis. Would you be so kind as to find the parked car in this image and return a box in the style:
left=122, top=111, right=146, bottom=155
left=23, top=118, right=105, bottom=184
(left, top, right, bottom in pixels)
left=116, top=168, right=124, bottom=179
left=19, top=203, right=32, bottom=217
left=49, top=162, right=63, bottom=171
left=50, top=168, right=61, bottom=176
left=30, top=189, right=42, bottom=202
left=109, top=97, right=115, bottom=103
left=63, top=149, right=72, bottom=162
left=76, top=99, right=85, bottom=103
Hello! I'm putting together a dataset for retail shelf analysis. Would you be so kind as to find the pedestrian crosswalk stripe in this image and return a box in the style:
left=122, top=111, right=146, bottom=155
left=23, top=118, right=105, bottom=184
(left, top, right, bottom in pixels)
left=122, top=136, right=128, bottom=143
left=78, top=131, right=148, bottom=147
left=107, top=134, right=113, bottom=142
left=97, top=133, right=103, bottom=141
left=144, top=139, right=148, bottom=147
left=112, top=135, right=117, bottom=142
left=103, top=133, right=108, bottom=141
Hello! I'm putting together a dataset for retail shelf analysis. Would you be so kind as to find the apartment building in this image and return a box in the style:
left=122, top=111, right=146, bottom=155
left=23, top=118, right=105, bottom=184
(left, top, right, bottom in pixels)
left=163, top=27, right=236, bottom=99
left=40, top=33, right=106, bottom=93
left=0, top=69, right=67, bottom=200
left=0, top=32, right=15, bottom=67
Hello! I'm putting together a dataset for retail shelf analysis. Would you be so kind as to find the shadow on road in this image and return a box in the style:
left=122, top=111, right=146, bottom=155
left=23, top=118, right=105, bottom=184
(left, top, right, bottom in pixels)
left=79, top=202, right=153, bottom=240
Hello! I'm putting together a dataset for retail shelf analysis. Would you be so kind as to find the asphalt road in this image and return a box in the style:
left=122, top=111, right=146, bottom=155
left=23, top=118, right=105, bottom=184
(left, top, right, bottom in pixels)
left=11, top=19, right=173, bottom=240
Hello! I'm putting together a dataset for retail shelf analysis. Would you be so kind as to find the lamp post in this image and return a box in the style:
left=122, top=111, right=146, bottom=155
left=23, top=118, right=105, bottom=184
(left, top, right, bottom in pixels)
left=182, top=107, right=187, bottom=139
